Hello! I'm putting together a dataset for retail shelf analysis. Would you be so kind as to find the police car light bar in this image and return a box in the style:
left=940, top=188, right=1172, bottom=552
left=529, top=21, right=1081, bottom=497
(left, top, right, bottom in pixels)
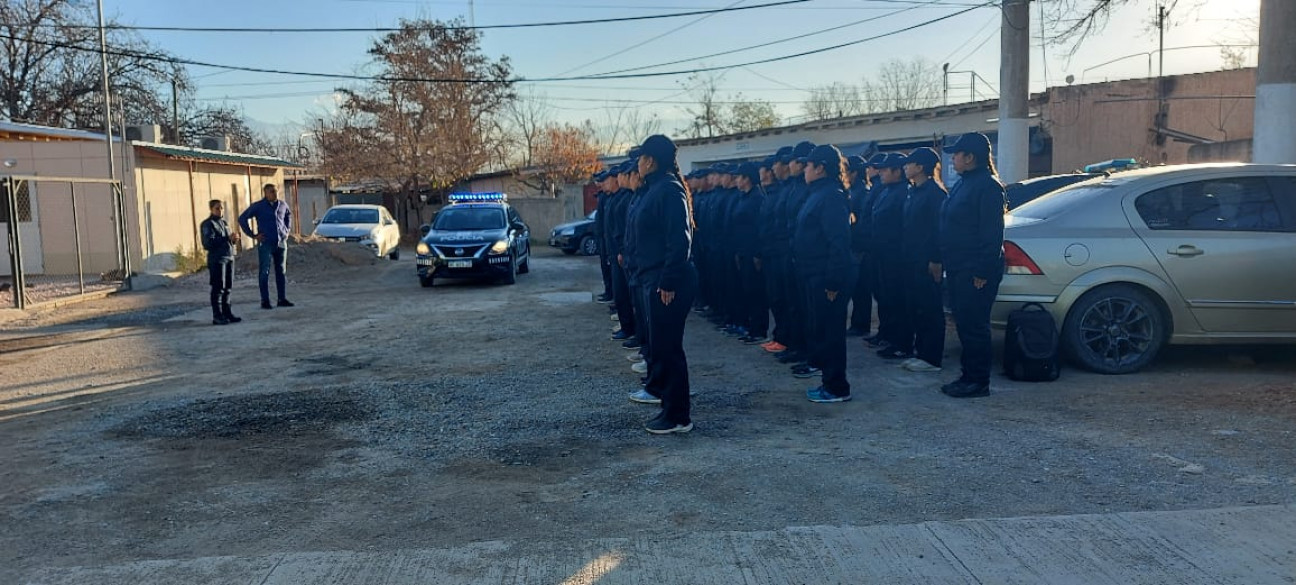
left=448, top=192, right=508, bottom=202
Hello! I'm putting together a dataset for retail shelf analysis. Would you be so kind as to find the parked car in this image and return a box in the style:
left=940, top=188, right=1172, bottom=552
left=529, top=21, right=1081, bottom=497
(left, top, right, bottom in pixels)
left=312, top=204, right=401, bottom=260
left=415, top=192, right=531, bottom=287
left=994, top=163, right=1296, bottom=374
left=549, top=211, right=599, bottom=255
left=1006, top=173, right=1102, bottom=209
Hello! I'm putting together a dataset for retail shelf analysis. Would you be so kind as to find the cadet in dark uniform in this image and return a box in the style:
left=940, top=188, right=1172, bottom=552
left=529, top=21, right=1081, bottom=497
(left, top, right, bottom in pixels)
left=862, top=153, right=889, bottom=347
left=896, top=147, right=948, bottom=372
left=200, top=199, right=241, bottom=325
left=730, top=162, right=768, bottom=344
left=939, top=133, right=1006, bottom=398
left=846, top=154, right=874, bottom=337
left=759, top=147, right=794, bottom=354
left=871, top=153, right=912, bottom=359
left=604, top=168, right=638, bottom=347
left=777, top=141, right=817, bottom=368
left=792, top=145, right=856, bottom=402
left=624, top=135, right=697, bottom=434
left=594, top=171, right=614, bottom=303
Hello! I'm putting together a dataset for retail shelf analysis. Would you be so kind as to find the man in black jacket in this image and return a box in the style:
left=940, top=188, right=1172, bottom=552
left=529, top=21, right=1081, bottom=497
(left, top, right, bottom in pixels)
left=200, top=200, right=241, bottom=325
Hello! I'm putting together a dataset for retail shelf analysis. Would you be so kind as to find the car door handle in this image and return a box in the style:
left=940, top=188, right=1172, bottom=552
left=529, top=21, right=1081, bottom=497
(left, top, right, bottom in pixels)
left=1167, top=245, right=1204, bottom=257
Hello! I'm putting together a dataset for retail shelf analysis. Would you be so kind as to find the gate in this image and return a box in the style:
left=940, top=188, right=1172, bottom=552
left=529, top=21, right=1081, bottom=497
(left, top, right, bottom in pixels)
left=2, top=175, right=131, bottom=309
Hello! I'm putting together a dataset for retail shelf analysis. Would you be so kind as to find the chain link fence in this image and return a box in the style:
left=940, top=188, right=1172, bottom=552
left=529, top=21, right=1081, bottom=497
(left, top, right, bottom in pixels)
left=3, top=175, right=130, bottom=309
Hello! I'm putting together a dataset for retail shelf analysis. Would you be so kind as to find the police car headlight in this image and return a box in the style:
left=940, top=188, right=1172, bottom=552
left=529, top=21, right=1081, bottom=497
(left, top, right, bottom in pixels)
left=489, top=239, right=509, bottom=254
left=558, top=227, right=575, bottom=236
left=416, top=242, right=431, bottom=255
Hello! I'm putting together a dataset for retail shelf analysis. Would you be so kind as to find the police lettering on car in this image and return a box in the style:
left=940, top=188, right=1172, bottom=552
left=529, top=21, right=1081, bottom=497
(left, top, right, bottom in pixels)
left=939, top=132, right=1007, bottom=398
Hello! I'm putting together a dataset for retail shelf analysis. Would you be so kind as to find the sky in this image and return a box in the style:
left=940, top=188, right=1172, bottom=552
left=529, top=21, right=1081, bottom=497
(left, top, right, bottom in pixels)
left=101, top=0, right=1261, bottom=145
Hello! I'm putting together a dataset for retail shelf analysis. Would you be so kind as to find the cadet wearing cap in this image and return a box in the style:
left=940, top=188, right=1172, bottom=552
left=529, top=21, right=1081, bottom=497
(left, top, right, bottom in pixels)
left=792, top=144, right=856, bottom=403
left=775, top=141, right=817, bottom=368
left=846, top=154, right=875, bottom=338
left=896, top=147, right=948, bottom=373
left=729, top=162, right=769, bottom=345
left=861, top=153, right=889, bottom=347
left=605, top=161, right=639, bottom=352
left=594, top=170, right=615, bottom=303
left=871, top=152, right=912, bottom=359
left=625, top=134, right=698, bottom=433
left=940, top=132, right=1007, bottom=398
left=758, top=146, right=795, bottom=354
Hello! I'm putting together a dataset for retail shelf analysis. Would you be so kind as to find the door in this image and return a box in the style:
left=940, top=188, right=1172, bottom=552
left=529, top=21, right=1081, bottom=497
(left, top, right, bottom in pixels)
left=381, top=208, right=399, bottom=255
left=1126, top=175, right=1296, bottom=333
left=0, top=180, right=44, bottom=276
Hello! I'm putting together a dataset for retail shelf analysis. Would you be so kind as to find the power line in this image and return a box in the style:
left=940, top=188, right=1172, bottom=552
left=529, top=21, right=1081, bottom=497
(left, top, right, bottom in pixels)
left=551, top=0, right=749, bottom=77
left=34, top=0, right=810, bottom=33
left=0, top=4, right=992, bottom=85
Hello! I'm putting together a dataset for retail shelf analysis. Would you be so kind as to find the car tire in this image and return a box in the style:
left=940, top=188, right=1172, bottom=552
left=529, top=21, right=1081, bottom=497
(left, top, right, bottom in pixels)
left=1062, top=284, right=1167, bottom=374
left=579, top=235, right=598, bottom=256
left=518, top=247, right=530, bottom=274
left=420, top=276, right=434, bottom=288
left=389, top=248, right=400, bottom=261
left=502, top=254, right=517, bottom=285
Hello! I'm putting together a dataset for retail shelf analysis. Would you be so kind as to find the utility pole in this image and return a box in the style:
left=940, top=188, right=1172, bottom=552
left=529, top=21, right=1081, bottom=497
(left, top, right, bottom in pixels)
left=1253, top=0, right=1296, bottom=163
left=997, top=0, right=1030, bottom=183
left=171, top=78, right=180, bottom=145
left=95, top=0, right=117, bottom=182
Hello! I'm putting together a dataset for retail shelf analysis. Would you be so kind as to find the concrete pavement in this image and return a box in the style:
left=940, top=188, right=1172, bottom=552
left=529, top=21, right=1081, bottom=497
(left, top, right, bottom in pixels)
left=22, top=505, right=1296, bottom=584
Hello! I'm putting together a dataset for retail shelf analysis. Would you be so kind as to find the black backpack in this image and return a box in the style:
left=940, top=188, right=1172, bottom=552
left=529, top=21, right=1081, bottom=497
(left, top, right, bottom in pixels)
left=1003, top=303, right=1061, bottom=382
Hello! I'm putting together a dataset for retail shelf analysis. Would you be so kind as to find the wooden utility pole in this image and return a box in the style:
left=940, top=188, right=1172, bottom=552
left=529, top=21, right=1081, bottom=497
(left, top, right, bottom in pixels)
left=997, top=0, right=1030, bottom=183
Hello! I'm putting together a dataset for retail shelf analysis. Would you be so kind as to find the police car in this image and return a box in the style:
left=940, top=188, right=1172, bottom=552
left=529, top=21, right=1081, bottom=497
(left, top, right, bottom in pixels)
left=415, top=192, right=531, bottom=287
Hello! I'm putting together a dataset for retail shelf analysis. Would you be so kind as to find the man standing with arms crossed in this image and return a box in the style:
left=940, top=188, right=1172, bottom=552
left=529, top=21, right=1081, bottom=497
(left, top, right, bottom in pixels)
left=239, top=184, right=295, bottom=310
left=200, top=199, right=241, bottom=325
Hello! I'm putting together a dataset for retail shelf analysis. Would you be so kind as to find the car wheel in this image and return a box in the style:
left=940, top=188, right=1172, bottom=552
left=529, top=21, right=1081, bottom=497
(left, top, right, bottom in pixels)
left=518, top=247, right=530, bottom=274
left=389, top=247, right=400, bottom=260
left=1062, top=284, right=1167, bottom=374
left=502, top=254, right=517, bottom=285
left=579, top=235, right=598, bottom=256
left=420, top=276, right=434, bottom=288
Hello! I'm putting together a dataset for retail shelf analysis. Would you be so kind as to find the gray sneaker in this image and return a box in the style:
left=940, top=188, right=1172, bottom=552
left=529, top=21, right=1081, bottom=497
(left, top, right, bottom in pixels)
left=628, top=389, right=661, bottom=404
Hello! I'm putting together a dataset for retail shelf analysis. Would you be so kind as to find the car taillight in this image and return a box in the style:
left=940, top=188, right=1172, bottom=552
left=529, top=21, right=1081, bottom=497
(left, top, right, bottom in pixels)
left=1003, top=241, right=1043, bottom=275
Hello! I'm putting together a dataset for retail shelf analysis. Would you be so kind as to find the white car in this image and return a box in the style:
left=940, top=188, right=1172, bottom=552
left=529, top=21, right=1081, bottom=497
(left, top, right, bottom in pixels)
left=312, top=204, right=402, bottom=260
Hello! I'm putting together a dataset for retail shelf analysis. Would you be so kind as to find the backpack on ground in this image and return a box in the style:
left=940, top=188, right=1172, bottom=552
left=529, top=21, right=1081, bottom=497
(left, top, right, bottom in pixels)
left=1003, top=302, right=1061, bottom=382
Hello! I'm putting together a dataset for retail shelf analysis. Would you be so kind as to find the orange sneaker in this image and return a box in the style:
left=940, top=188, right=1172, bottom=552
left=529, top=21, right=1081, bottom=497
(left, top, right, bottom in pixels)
left=762, top=341, right=787, bottom=353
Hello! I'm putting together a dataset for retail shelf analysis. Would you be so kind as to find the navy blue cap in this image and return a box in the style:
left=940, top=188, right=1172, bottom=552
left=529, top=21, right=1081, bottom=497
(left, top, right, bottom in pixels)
left=792, top=141, right=816, bottom=159
left=736, top=162, right=761, bottom=183
left=847, top=155, right=868, bottom=172
left=761, top=155, right=779, bottom=169
left=638, top=134, right=677, bottom=164
left=881, top=152, right=907, bottom=169
left=905, top=147, right=941, bottom=170
left=616, top=161, right=634, bottom=175
left=806, top=144, right=843, bottom=169
left=626, top=146, right=642, bottom=160
left=867, top=153, right=888, bottom=168
left=948, top=132, right=991, bottom=156
left=593, top=170, right=608, bottom=181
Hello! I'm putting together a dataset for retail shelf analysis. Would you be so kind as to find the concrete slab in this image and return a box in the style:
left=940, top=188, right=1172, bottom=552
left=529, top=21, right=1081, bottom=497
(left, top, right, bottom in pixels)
left=22, top=505, right=1296, bottom=585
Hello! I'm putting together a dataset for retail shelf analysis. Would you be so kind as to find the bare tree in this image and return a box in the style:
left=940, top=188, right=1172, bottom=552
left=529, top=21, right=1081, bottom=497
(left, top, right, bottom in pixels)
left=591, top=107, right=662, bottom=155
left=1039, top=0, right=1205, bottom=57
left=1215, top=14, right=1258, bottom=70
left=518, top=123, right=601, bottom=196
left=503, top=88, right=551, bottom=167
left=862, top=57, right=943, bottom=113
left=181, top=103, right=276, bottom=155
left=802, top=82, right=865, bottom=121
left=316, top=18, right=515, bottom=231
left=679, top=71, right=725, bottom=139
left=723, top=95, right=780, bottom=134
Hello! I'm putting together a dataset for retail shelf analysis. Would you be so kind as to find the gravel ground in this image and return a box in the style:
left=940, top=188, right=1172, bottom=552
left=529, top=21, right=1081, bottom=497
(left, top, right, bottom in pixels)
left=2, top=245, right=1294, bottom=581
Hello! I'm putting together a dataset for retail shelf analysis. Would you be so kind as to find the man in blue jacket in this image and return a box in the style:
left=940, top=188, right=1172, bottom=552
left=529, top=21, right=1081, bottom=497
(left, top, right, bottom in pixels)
left=238, top=184, right=294, bottom=310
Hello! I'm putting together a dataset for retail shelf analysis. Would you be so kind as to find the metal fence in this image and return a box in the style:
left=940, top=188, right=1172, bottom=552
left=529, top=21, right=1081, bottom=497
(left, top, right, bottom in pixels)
left=2, top=175, right=131, bottom=309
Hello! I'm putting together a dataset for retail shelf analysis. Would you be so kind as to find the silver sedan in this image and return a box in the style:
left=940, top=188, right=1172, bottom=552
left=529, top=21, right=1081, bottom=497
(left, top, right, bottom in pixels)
left=993, top=163, right=1296, bottom=374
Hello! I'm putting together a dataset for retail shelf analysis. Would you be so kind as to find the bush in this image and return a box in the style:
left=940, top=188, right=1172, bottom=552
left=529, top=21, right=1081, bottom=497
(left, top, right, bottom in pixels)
left=173, top=245, right=208, bottom=274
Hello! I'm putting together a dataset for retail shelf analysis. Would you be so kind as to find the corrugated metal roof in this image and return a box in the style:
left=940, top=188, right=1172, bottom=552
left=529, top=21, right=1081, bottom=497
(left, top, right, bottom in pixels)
left=0, top=121, right=118, bottom=142
left=134, top=142, right=302, bottom=168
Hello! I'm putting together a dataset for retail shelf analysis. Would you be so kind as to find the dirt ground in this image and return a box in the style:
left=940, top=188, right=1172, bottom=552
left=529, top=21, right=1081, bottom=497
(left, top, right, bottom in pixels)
left=2, top=244, right=1295, bottom=582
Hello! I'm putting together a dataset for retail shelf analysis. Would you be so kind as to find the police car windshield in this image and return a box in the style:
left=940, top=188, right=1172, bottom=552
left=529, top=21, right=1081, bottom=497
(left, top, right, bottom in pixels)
left=321, top=208, right=379, bottom=224
left=433, top=207, right=506, bottom=230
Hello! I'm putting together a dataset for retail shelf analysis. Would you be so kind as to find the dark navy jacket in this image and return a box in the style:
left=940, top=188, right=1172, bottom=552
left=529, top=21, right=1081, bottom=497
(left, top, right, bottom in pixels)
left=729, top=186, right=765, bottom=258
left=848, top=181, right=874, bottom=255
left=792, top=176, right=855, bottom=293
left=760, top=179, right=790, bottom=256
left=200, top=216, right=234, bottom=263
left=604, top=189, right=632, bottom=259
left=939, top=166, right=1006, bottom=279
left=780, top=174, right=809, bottom=253
left=870, top=180, right=909, bottom=256
left=238, top=198, right=292, bottom=245
left=692, top=188, right=713, bottom=257
left=900, top=179, right=948, bottom=265
left=715, top=187, right=743, bottom=257
left=594, top=191, right=610, bottom=241
left=624, top=171, right=694, bottom=291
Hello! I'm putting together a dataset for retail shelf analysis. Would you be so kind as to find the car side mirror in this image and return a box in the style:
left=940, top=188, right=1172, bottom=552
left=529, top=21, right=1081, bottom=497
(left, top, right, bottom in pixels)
left=313, top=218, right=321, bottom=225
left=419, top=224, right=431, bottom=237
left=512, top=221, right=527, bottom=232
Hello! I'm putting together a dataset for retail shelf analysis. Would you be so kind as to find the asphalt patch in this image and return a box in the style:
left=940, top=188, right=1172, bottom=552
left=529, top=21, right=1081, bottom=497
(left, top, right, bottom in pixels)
left=109, top=387, right=373, bottom=441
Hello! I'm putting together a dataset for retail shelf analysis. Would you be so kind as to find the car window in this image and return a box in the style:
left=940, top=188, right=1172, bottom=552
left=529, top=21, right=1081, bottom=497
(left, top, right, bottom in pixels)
left=433, top=207, right=506, bottom=230
left=321, top=208, right=379, bottom=224
left=1135, top=177, right=1285, bottom=232
left=1009, top=184, right=1113, bottom=221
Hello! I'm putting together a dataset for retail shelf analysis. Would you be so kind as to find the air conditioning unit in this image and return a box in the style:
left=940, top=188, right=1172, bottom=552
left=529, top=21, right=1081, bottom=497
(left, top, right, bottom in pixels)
left=124, top=124, right=162, bottom=143
left=198, top=136, right=230, bottom=152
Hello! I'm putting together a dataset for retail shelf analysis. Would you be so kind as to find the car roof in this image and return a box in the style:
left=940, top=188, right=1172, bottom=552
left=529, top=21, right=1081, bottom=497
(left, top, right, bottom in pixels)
left=445, top=201, right=509, bottom=209
left=1089, top=163, right=1296, bottom=187
left=326, top=204, right=385, bottom=210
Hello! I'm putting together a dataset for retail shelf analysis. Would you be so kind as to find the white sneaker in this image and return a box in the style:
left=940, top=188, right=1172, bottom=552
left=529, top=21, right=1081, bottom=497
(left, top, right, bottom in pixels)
left=905, top=359, right=943, bottom=372
left=610, top=314, right=619, bottom=321
left=612, top=324, right=622, bottom=333
left=899, top=358, right=921, bottom=369
left=626, top=352, right=645, bottom=362
left=631, top=360, right=648, bottom=374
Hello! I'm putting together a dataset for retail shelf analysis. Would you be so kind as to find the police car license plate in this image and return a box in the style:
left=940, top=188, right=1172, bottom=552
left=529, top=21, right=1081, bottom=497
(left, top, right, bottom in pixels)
left=416, top=258, right=434, bottom=266
left=448, top=260, right=472, bottom=268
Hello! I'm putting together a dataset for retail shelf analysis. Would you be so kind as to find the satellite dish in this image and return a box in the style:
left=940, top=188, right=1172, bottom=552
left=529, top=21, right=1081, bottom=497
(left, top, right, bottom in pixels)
left=1065, top=74, right=1075, bottom=85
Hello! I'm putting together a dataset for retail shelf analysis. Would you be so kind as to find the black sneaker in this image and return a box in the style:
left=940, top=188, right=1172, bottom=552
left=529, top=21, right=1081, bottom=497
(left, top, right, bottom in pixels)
left=645, top=417, right=693, bottom=434
left=943, top=381, right=990, bottom=398
left=877, top=347, right=913, bottom=360
left=277, top=299, right=295, bottom=307
left=777, top=352, right=805, bottom=364
left=622, top=339, right=642, bottom=350
left=596, top=293, right=613, bottom=303
left=212, top=316, right=230, bottom=326
left=940, top=378, right=970, bottom=393
left=223, top=313, right=242, bottom=324
left=792, top=365, right=821, bottom=378
left=261, top=301, right=273, bottom=310
left=611, top=330, right=632, bottom=341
